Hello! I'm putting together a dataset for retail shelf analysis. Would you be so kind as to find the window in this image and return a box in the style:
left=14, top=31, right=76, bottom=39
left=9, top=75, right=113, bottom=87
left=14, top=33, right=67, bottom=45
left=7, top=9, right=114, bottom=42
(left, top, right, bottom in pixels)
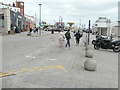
left=0, top=14, right=4, bottom=28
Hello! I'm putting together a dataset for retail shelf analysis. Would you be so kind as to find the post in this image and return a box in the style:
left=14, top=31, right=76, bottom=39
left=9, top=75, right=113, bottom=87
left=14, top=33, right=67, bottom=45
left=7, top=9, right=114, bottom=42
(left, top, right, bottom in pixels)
left=59, top=16, right=61, bottom=32
left=79, top=19, right=81, bottom=30
left=88, top=20, right=90, bottom=45
left=61, top=17, right=63, bottom=31
left=35, top=12, right=36, bottom=27
left=39, top=4, right=42, bottom=35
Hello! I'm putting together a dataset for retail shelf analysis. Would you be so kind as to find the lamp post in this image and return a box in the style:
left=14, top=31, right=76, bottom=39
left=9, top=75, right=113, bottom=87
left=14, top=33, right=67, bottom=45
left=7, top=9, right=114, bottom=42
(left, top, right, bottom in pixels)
left=88, top=20, right=91, bottom=45
left=79, top=19, right=81, bottom=30
left=59, top=16, right=62, bottom=32
left=39, top=4, right=42, bottom=35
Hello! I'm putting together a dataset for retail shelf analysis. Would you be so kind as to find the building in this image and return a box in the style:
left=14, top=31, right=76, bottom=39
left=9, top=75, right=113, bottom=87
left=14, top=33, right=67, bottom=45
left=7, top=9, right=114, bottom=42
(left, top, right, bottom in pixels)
left=112, top=23, right=119, bottom=36
left=92, top=17, right=115, bottom=36
left=0, top=1, right=39, bottom=34
left=54, top=22, right=65, bottom=31
left=0, top=2, right=20, bottom=12
left=0, top=3, right=26, bottom=34
left=24, top=14, right=36, bottom=30
left=0, top=8, right=10, bottom=34
left=16, top=1, right=24, bottom=16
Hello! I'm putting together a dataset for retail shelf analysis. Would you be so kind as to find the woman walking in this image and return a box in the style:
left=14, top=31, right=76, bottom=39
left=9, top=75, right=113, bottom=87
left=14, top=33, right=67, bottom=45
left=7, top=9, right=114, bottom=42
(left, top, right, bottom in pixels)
left=65, top=29, right=71, bottom=49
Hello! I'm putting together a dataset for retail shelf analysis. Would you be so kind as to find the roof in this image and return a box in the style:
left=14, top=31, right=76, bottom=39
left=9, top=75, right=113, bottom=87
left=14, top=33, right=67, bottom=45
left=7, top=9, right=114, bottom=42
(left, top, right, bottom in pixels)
left=95, top=17, right=111, bottom=23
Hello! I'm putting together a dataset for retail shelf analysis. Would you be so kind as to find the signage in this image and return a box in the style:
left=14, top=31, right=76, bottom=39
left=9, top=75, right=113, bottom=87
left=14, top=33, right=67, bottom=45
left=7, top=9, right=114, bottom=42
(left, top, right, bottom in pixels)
left=39, top=22, right=41, bottom=26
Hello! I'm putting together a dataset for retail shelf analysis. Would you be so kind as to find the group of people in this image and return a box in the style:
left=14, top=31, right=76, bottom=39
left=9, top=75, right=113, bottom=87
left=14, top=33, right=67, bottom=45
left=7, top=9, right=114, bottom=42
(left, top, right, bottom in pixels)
left=30, top=27, right=39, bottom=34
left=11, top=25, right=19, bottom=33
left=59, top=29, right=83, bottom=49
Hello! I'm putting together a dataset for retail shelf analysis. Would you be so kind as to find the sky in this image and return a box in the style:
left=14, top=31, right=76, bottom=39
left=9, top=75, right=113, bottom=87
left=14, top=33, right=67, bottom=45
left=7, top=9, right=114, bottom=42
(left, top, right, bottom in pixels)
left=0, top=0, right=119, bottom=28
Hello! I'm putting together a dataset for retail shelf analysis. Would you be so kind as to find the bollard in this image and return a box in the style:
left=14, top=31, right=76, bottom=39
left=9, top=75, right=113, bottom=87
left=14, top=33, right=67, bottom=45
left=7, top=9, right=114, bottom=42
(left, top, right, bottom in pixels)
left=85, top=50, right=93, bottom=58
left=86, top=45, right=90, bottom=50
left=84, top=59, right=97, bottom=71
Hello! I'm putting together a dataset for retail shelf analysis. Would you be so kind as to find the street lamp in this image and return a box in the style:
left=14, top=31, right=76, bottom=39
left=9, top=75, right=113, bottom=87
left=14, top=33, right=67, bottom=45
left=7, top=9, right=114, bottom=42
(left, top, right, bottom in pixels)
left=59, top=16, right=62, bottom=32
left=39, top=4, right=42, bottom=35
left=79, top=19, right=81, bottom=30
left=88, top=20, right=91, bottom=45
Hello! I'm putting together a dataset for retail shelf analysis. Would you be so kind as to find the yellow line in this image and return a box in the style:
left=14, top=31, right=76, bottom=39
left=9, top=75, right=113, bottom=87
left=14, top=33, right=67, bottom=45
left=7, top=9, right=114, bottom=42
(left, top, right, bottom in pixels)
left=10, top=70, right=17, bottom=71
left=0, top=65, right=68, bottom=78
left=31, top=67, right=45, bottom=71
left=20, top=68, right=30, bottom=72
left=57, top=65, right=68, bottom=72
left=0, top=73, right=15, bottom=77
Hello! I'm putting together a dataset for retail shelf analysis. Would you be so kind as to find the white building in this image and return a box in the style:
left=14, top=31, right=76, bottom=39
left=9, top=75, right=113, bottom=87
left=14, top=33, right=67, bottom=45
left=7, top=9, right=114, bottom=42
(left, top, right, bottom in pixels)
left=0, top=3, right=20, bottom=13
left=0, top=3, right=21, bottom=34
left=92, top=17, right=116, bottom=36
left=0, top=8, right=10, bottom=34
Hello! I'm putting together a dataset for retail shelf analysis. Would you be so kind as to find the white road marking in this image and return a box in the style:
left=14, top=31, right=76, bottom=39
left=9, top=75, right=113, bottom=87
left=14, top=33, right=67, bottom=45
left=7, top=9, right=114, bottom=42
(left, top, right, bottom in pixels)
left=25, top=44, right=57, bottom=59
left=47, top=58, right=56, bottom=61
left=44, top=58, right=57, bottom=61
left=26, top=54, right=32, bottom=58
left=43, top=48, right=46, bottom=49
left=26, top=54, right=36, bottom=59
left=35, top=50, right=41, bottom=53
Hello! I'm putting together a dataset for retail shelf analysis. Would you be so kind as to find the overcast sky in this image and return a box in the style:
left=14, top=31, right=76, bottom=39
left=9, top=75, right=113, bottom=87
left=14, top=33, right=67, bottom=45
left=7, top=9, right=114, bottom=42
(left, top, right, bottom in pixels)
left=1, top=0, right=119, bottom=27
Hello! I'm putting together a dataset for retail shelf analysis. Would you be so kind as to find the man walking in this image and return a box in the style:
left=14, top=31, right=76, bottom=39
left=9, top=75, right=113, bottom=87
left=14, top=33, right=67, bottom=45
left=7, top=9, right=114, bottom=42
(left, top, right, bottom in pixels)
left=36, top=27, right=38, bottom=34
left=65, top=29, right=71, bottom=49
left=74, top=30, right=82, bottom=46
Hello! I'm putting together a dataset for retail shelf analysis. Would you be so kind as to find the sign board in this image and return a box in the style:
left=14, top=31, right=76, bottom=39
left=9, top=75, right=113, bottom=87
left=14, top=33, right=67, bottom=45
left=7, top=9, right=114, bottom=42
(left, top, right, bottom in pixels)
left=56, top=22, right=59, bottom=26
left=39, top=22, right=41, bottom=26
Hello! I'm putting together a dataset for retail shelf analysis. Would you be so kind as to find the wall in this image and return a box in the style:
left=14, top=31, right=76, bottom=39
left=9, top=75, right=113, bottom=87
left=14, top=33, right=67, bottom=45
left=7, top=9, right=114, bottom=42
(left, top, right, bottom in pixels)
left=0, top=8, right=10, bottom=34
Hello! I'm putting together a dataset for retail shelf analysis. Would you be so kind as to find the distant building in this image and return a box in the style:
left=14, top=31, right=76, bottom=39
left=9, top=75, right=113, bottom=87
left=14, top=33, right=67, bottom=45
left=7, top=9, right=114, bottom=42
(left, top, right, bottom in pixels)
left=0, top=1, right=38, bottom=34
left=0, top=3, right=20, bottom=12
left=16, top=1, right=24, bottom=16
left=24, top=14, right=36, bottom=30
left=55, top=22, right=65, bottom=31
left=0, top=8, right=26, bottom=34
left=92, top=17, right=115, bottom=36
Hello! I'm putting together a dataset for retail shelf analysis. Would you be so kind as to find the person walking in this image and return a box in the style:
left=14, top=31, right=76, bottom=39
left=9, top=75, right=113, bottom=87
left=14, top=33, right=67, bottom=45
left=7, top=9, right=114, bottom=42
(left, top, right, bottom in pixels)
left=13, top=25, right=16, bottom=34
left=36, top=27, right=38, bottom=34
left=59, top=32, right=65, bottom=47
left=15, top=25, right=19, bottom=33
left=65, top=29, right=71, bottom=49
left=33, top=27, right=36, bottom=34
left=74, top=30, right=82, bottom=46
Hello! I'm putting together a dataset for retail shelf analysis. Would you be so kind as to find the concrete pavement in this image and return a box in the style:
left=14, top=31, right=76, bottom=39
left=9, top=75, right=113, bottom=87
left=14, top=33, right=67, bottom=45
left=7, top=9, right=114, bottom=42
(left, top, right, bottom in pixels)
left=1, top=32, right=118, bottom=88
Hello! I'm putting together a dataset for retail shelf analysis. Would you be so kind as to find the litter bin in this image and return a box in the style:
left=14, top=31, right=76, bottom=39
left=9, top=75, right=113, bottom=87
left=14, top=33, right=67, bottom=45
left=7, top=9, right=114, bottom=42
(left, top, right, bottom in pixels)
left=51, top=29, right=54, bottom=34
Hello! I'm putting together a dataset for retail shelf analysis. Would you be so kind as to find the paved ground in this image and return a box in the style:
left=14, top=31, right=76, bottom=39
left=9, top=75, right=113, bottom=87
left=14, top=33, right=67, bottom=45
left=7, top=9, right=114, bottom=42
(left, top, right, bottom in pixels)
left=0, top=31, right=118, bottom=88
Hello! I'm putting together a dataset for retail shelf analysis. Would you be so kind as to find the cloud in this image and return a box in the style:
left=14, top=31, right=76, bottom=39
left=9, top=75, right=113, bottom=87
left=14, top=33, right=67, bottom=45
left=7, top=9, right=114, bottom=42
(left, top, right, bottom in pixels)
left=0, top=0, right=118, bottom=26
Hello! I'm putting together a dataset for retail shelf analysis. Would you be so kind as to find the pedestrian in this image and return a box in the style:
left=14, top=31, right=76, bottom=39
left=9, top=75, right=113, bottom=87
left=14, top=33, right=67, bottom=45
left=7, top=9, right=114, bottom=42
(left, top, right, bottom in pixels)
left=65, top=29, right=71, bottom=49
left=51, top=29, right=54, bottom=34
left=59, top=32, right=65, bottom=47
left=110, top=34, right=114, bottom=41
left=36, top=27, right=38, bottom=34
left=13, top=25, right=16, bottom=33
left=33, top=27, right=36, bottom=33
left=74, top=30, right=82, bottom=46
left=30, top=28, right=32, bottom=33
left=15, top=25, right=19, bottom=33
